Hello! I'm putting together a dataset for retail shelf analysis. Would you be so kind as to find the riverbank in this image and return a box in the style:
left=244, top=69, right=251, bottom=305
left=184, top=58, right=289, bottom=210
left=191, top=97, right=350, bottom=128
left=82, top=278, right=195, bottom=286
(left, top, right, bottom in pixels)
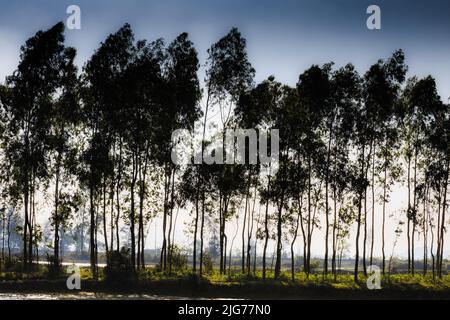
left=2, top=275, right=450, bottom=300
left=0, top=292, right=199, bottom=300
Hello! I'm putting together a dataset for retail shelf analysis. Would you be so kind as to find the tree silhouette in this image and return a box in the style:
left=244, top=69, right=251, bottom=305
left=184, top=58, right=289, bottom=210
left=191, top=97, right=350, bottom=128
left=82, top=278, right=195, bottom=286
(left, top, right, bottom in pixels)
left=2, top=22, right=73, bottom=270
left=204, top=27, right=254, bottom=274
left=158, top=32, right=201, bottom=271
left=0, top=22, right=448, bottom=287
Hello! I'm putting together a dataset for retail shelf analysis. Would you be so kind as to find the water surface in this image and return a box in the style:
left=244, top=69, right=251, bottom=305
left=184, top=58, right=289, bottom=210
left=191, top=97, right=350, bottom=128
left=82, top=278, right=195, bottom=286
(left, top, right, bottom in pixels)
left=0, top=292, right=203, bottom=300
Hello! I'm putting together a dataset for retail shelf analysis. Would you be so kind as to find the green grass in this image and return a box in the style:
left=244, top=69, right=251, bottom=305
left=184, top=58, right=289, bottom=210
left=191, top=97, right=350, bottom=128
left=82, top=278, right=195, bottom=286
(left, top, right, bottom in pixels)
left=2, top=265, right=450, bottom=299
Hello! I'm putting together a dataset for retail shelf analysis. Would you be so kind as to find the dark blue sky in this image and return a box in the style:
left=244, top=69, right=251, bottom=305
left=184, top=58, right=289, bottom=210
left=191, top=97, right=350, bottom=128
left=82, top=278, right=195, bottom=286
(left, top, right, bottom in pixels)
left=1, top=0, right=449, bottom=99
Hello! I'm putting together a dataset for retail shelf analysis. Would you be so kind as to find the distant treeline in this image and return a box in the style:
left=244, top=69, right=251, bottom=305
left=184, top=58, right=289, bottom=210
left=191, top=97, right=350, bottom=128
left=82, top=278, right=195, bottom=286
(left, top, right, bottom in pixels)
left=0, top=22, right=448, bottom=281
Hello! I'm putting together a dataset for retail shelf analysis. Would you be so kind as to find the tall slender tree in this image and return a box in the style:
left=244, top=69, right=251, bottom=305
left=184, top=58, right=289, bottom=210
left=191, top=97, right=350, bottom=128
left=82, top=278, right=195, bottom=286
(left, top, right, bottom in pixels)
left=2, top=22, right=72, bottom=270
left=204, top=27, right=254, bottom=273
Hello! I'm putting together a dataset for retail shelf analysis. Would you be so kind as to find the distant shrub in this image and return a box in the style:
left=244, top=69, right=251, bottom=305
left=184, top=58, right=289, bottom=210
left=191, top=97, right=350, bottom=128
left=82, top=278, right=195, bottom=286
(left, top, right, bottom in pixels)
left=104, top=247, right=135, bottom=285
left=185, top=272, right=200, bottom=282
left=4, top=257, right=22, bottom=272
left=154, top=263, right=162, bottom=273
left=170, top=245, right=188, bottom=272
left=202, top=251, right=213, bottom=275
left=309, top=260, right=320, bottom=273
left=46, top=254, right=62, bottom=277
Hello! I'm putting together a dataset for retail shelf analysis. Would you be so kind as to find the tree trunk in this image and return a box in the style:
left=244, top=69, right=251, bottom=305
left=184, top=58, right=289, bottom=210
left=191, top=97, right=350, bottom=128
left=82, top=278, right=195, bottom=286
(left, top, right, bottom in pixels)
left=102, top=176, right=109, bottom=255
left=262, top=172, right=270, bottom=280
left=89, top=183, right=97, bottom=279
left=382, top=161, right=387, bottom=275
left=160, top=166, right=171, bottom=271
left=199, top=192, right=206, bottom=276
left=306, top=156, right=312, bottom=277
left=438, top=161, right=449, bottom=278
left=115, top=139, right=123, bottom=251
left=423, top=184, right=428, bottom=276
left=363, top=142, right=372, bottom=276
left=23, top=178, right=29, bottom=271
left=274, top=189, right=285, bottom=279
left=412, top=142, right=419, bottom=276
left=220, top=197, right=229, bottom=274
left=163, top=167, right=173, bottom=272
left=130, top=153, right=137, bottom=269
left=332, top=187, right=338, bottom=279
left=370, top=143, right=376, bottom=267
left=219, top=192, right=224, bottom=274
left=110, top=141, right=116, bottom=252
left=407, top=156, right=411, bottom=273
left=193, top=190, right=199, bottom=272
left=242, top=181, right=250, bottom=273
left=324, top=127, right=332, bottom=276
left=291, top=204, right=301, bottom=281
left=54, top=151, right=61, bottom=262
left=354, top=144, right=365, bottom=282
left=247, top=184, right=257, bottom=274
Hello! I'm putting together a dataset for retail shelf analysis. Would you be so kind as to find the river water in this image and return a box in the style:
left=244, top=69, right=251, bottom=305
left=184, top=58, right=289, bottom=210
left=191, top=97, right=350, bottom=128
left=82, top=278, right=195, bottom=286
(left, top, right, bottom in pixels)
left=0, top=292, right=203, bottom=300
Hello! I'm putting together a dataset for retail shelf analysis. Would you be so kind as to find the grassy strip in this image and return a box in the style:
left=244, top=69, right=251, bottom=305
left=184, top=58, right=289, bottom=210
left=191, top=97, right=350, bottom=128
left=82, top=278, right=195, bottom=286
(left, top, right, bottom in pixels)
left=2, top=268, right=450, bottom=299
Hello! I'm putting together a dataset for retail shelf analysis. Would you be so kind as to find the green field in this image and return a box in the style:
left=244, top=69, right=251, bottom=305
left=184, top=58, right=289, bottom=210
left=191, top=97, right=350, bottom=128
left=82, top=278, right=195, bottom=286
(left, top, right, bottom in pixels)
left=2, top=264, right=450, bottom=300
